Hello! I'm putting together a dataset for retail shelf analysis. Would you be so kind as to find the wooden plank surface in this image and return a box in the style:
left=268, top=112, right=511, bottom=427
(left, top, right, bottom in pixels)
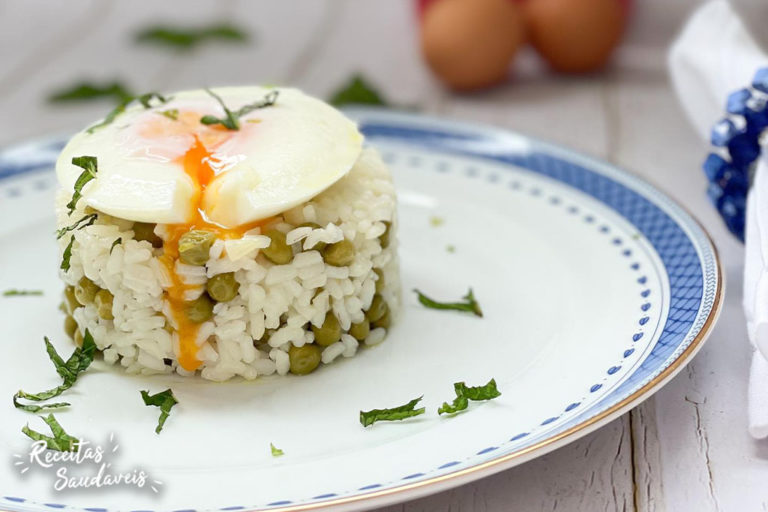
left=2, top=0, right=766, bottom=510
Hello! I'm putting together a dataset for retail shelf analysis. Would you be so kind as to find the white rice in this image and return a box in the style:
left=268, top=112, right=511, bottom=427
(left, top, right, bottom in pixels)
left=55, top=148, right=400, bottom=381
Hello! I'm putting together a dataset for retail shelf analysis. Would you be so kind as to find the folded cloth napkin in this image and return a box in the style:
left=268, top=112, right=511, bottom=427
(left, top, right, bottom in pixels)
left=669, top=0, right=768, bottom=438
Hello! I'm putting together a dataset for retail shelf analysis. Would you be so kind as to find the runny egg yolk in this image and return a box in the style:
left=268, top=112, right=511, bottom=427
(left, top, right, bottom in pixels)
left=148, top=115, right=269, bottom=371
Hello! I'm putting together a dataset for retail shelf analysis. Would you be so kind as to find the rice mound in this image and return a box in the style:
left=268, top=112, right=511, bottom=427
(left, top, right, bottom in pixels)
left=55, top=148, right=400, bottom=381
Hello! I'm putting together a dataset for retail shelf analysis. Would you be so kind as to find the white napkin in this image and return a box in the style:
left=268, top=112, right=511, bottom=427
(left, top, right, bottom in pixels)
left=669, top=0, right=768, bottom=438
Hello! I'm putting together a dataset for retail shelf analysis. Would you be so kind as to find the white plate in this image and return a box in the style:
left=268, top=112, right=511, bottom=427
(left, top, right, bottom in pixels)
left=0, top=110, right=722, bottom=512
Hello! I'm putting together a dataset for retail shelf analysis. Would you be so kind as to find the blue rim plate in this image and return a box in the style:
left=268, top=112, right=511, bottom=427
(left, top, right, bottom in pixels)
left=0, top=109, right=722, bottom=512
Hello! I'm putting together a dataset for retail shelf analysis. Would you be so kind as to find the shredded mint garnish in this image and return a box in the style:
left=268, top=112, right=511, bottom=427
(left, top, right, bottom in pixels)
left=438, top=378, right=501, bottom=415
left=141, top=389, right=178, bottom=434
left=454, top=379, right=501, bottom=400
left=3, top=289, right=43, bottom=297
left=86, top=91, right=170, bottom=134
left=66, top=156, right=99, bottom=215
left=48, top=81, right=133, bottom=104
left=137, top=92, right=170, bottom=108
left=13, top=331, right=97, bottom=413
left=60, top=237, right=75, bottom=272
left=413, top=288, right=483, bottom=317
left=136, top=23, right=248, bottom=50
left=86, top=101, right=129, bottom=134
left=110, top=238, right=122, bottom=254
left=360, top=396, right=425, bottom=427
left=330, top=75, right=387, bottom=107
left=56, top=214, right=97, bottom=240
left=437, top=396, right=468, bottom=415
left=200, top=89, right=279, bottom=130
left=270, top=443, right=284, bottom=457
left=22, top=414, right=80, bottom=452
left=159, top=108, right=179, bottom=121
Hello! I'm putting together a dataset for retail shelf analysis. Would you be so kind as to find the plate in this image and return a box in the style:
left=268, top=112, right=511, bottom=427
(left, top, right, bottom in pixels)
left=0, top=110, right=722, bottom=512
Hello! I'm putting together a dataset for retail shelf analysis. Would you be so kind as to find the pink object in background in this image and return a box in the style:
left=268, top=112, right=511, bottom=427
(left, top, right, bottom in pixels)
left=416, top=0, right=633, bottom=18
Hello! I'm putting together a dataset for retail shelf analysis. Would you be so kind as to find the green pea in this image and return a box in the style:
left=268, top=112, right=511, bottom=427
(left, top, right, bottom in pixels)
left=262, top=229, right=293, bottom=265
left=289, top=344, right=322, bottom=375
left=73, top=329, right=84, bottom=347
left=74, top=277, right=99, bottom=304
left=366, top=294, right=387, bottom=322
left=348, top=321, right=370, bottom=342
left=322, top=239, right=355, bottom=267
left=64, top=315, right=78, bottom=339
left=184, top=294, right=215, bottom=323
left=373, top=268, right=385, bottom=293
left=95, top=289, right=114, bottom=320
left=312, top=312, right=341, bottom=347
left=253, top=330, right=271, bottom=348
left=207, top=272, right=240, bottom=302
left=133, top=222, right=163, bottom=248
left=379, top=221, right=392, bottom=249
left=178, top=230, right=216, bottom=266
left=372, top=307, right=391, bottom=329
left=63, top=286, right=81, bottom=314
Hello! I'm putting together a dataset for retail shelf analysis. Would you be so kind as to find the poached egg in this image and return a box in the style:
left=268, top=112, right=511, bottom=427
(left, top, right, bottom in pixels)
left=56, top=86, right=364, bottom=227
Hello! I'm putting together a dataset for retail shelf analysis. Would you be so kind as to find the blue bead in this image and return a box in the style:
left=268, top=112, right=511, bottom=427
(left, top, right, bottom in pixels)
left=703, top=153, right=730, bottom=182
left=753, top=67, right=768, bottom=93
left=727, top=88, right=752, bottom=114
left=718, top=195, right=746, bottom=241
left=722, top=168, right=750, bottom=192
left=707, top=182, right=724, bottom=207
left=711, top=119, right=737, bottom=146
left=727, top=131, right=761, bottom=168
left=745, top=100, right=768, bottom=135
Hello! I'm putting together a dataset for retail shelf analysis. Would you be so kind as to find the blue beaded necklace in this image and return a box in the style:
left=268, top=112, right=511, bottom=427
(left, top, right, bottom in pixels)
left=703, top=68, right=768, bottom=242
left=704, top=67, right=768, bottom=241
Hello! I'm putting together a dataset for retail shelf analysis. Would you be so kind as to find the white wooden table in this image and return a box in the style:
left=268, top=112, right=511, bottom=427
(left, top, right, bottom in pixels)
left=1, top=0, right=762, bottom=509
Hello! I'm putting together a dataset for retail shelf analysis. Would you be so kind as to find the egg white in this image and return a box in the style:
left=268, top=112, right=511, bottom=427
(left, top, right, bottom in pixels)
left=55, top=87, right=364, bottom=227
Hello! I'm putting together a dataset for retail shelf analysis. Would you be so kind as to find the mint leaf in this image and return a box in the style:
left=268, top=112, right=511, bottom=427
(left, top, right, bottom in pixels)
left=438, top=378, right=501, bottom=416
left=48, top=81, right=133, bottom=104
left=3, top=289, right=43, bottom=297
left=414, top=288, right=483, bottom=317
left=200, top=89, right=278, bottom=131
left=136, top=23, right=248, bottom=50
left=330, top=75, right=387, bottom=107
left=141, top=389, right=178, bottom=434
left=360, top=396, right=425, bottom=427
left=22, top=414, right=79, bottom=452
left=60, top=237, right=75, bottom=271
left=56, top=214, right=97, bottom=240
left=270, top=442, right=284, bottom=457
left=13, top=331, right=97, bottom=412
left=65, top=156, right=98, bottom=215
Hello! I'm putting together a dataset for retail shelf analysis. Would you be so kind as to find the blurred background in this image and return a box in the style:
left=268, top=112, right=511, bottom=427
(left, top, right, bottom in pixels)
left=4, top=1, right=761, bottom=510
left=0, top=0, right=702, bottom=150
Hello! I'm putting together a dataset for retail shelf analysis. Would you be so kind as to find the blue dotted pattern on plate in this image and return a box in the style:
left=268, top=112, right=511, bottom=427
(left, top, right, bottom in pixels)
left=0, top=117, right=718, bottom=511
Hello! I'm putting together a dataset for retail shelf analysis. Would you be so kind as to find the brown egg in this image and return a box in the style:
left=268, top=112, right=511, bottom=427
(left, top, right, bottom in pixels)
left=421, top=0, right=527, bottom=91
left=523, top=0, right=626, bottom=73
